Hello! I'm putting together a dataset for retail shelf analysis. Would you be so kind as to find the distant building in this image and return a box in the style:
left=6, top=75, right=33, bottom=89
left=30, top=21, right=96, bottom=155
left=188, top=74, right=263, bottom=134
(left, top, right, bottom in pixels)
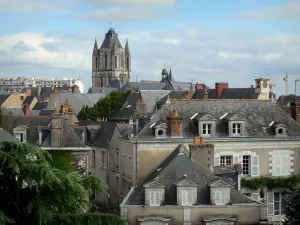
left=92, top=28, right=131, bottom=88
left=0, top=77, right=84, bottom=93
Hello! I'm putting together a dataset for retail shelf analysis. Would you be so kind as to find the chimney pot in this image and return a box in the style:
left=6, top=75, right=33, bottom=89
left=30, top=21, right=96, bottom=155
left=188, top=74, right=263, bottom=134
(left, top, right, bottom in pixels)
left=173, top=110, right=178, bottom=117
left=193, top=136, right=198, bottom=144
left=200, top=136, right=205, bottom=144
left=55, top=108, right=59, bottom=113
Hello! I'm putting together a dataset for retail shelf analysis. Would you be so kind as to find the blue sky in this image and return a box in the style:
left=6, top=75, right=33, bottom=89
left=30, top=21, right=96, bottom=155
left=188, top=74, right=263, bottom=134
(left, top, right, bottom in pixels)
left=0, top=0, right=299, bottom=94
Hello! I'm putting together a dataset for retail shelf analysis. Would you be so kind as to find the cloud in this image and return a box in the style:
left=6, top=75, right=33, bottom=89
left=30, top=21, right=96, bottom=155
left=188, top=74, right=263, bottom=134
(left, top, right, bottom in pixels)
left=232, top=1, right=300, bottom=22
left=12, top=40, right=36, bottom=51
left=0, top=26, right=299, bottom=96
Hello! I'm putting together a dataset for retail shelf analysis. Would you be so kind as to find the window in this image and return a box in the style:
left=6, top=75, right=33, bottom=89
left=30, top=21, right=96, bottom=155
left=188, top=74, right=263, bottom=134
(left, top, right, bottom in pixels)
left=120, top=57, right=124, bottom=67
left=101, top=151, right=107, bottom=168
left=114, top=56, right=117, bottom=68
left=104, top=53, right=108, bottom=67
left=215, top=190, right=225, bottom=205
left=242, top=155, right=251, bottom=175
left=116, top=152, right=119, bottom=170
left=95, top=57, right=98, bottom=69
left=232, top=123, right=241, bottom=134
left=181, top=190, right=193, bottom=206
left=244, top=193, right=250, bottom=197
left=123, top=154, right=126, bottom=174
left=220, top=156, right=232, bottom=166
left=126, top=57, right=129, bottom=70
left=20, top=96, right=24, bottom=101
left=202, top=123, right=212, bottom=135
left=273, top=155, right=290, bottom=176
left=15, top=133, right=24, bottom=142
left=116, top=177, right=119, bottom=192
left=149, top=191, right=161, bottom=206
left=128, top=156, right=131, bottom=176
left=274, top=193, right=286, bottom=215
left=92, top=150, right=96, bottom=167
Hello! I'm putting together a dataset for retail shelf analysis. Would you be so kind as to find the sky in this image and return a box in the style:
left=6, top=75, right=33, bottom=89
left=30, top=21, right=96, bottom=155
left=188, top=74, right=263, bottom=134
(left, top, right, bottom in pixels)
left=0, top=0, right=299, bottom=95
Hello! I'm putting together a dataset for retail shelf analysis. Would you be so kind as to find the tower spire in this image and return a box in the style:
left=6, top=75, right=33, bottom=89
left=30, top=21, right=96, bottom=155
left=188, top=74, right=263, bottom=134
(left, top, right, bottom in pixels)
left=93, top=38, right=98, bottom=55
left=125, top=38, right=131, bottom=56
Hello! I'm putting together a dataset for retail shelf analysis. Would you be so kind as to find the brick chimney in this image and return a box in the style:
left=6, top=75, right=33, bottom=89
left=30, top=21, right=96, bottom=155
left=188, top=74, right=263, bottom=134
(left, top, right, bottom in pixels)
left=167, top=110, right=183, bottom=137
left=189, top=141, right=214, bottom=172
left=23, top=104, right=30, bottom=116
left=136, top=98, right=147, bottom=117
left=201, top=89, right=208, bottom=100
left=187, top=90, right=194, bottom=100
left=215, top=82, right=228, bottom=99
left=195, top=83, right=203, bottom=90
left=50, top=108, right=63, bottom=147
left=25, top=88, right=31, bottom=97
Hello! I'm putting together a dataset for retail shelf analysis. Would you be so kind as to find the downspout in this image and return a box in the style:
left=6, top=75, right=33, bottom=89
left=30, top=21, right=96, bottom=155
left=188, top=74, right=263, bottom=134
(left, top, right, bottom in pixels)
left=135, top=140, right=138, bottom=186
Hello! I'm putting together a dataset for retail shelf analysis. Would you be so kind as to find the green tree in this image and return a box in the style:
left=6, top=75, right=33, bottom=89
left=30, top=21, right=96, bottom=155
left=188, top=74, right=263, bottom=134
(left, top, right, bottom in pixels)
left=283, top=184, right=300, bottom=225
left=0, top=142, right=123, bottom=225
left=78, top=91, right=128, bottom=121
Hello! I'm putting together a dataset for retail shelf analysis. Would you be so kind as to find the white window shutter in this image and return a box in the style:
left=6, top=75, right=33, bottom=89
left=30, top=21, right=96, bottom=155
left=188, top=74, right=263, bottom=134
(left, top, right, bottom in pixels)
left=187, top=190, right=193, bottom=205
left=150, top=192, right=154, bottom=206
left=251, top=193, right=259, bottom=201
left=214, top=156, right=220, bottom=166
left=267, top=192, right=274, bottom=215
left=181, top=190, right=187, bottom=206
left=233, top=155, right=239, bottom=164
left=251, top=155, right=259, bottom=177
left=273, top=155, right=282, bottom=176
left=155, top=191, right=160, bottom=205
left=282, top=155, right=290, bottom=175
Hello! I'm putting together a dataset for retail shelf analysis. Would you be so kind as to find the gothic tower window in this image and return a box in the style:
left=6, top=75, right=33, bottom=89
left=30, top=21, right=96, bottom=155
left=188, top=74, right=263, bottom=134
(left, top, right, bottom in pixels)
left=126, top=57, right=129, bottom=70
left=120, top=57, right=124, bottom=68
left=115, top=55, right=117, bottom=69
left=104, top=53, right=108, bottom=68
left=95, top=57, right=98, bottom=69
left=101, top=77, right=103, bottom=87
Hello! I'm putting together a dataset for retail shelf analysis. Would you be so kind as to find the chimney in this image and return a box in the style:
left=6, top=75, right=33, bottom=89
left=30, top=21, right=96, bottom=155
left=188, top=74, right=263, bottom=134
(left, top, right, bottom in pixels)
left=167, top=110, right=183, bottom=137
left=201, top=89, right=209, bottom=100
left=25, top=88, right=31, bottom=97
left=215, top=82, right=228, bottom=99
left=193, top=136, right=198, bottom=144
left=50, top=108, right=63, bottom=147
left=195, top=83, right=203, bottom=90
left=37, top=86, right=42, bottom=98
left=71, top=85, right=80, bottom=93
left=136, top=98, right=147, bottom=117
left=189, top=142, right=214, bottom=172
left=23, top=104, right=30, bottom=116
left=187, top=90, right=194, bottom=100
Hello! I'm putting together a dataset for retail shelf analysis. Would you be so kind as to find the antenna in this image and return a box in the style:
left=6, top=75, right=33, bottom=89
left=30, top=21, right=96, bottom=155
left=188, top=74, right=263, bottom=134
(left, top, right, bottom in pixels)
left=295, top=77, right=300, bottom=102
left=283, top=72, right=288, bottom=96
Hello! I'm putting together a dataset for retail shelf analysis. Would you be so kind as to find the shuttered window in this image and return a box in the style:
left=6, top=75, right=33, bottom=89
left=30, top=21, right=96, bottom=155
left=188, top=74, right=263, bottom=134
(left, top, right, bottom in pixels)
left=273, top=155, right=291, bottom=176
left=215, top=190, right=225, bottom=205
left=251, top=155, right=259, bottom=177
left=267, top=192, right=274, bottom=215
left=149, top=191, right=161, bottom=206
left=181, top=190, right=193, bottom=206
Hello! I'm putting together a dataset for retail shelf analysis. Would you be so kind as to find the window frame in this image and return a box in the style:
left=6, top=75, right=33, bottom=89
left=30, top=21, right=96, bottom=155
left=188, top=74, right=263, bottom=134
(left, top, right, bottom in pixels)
left=181, top=189, right=193, bottom=206
left=232, top=123, right=242, bottom=134
left=220, top=155, right=232, bottom=166
left=101, top=151, right=107, bottom=169
left=202, top=123, right=212, bottom=136
left=214, top=190, right=225, bottom=205
left=242, top=155, right=251, bottom=175
left=149, top=191, right=161, bottom=206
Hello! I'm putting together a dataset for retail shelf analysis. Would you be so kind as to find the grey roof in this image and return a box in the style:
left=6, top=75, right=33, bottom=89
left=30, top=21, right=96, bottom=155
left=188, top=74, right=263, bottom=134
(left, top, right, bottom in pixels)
left=214, top=165, right=243, bottom=175
left=121, top=82, right=172, bottom=92
left=59, top=93, right=106, bottom=113
left=0, top=128, right=19, bottom=142
left=140, top=90, right=170, bottom=113
left=89, top=122, right=116, bottom=147
left=41, top=120, right=87, bottom=148
left=39, top=87, right=71, bottom=101
left=23, top=96, right=35, bottom=105
left=108, top=79, right=123, bottom=89
left=39, top=109, right=55, bottom=116
left=1, top=107, right=25, bottom=116
left=192, top=89, right=217, bottom=99
left=156, top=90, right=188, bottom=109
left=100, top=28, right=123, bottom=49
left=135, top=100, right=300, bottom=139
left=112, top=92, right=139, bottom=119
left=127, top=145, right=256, bottom=205
left=32, top=101, right=48, bottom=110
left=169, top=81, right=193, bottom=90
left=192, top=88, right=259, bottom=100
left=0, top=94, right=10, bottom=105
left=1, top=115, right=50, bottom=144
left=117, top=123, right=130, bottom=136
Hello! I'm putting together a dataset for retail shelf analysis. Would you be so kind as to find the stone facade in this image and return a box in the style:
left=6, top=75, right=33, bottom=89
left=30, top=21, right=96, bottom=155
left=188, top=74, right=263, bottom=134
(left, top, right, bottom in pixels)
left=92, top=28, right=131, bottom=88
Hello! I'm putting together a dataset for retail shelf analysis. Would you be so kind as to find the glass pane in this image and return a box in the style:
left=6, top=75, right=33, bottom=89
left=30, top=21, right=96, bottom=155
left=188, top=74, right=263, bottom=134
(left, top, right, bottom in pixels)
left=274, top=193, right=280, bottom=201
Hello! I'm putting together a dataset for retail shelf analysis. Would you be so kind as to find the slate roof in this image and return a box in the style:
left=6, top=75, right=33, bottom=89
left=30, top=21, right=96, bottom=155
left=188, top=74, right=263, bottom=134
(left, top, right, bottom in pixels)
left=0, top=94, right=10, bottom=105
left=59, top=93, right=105, bottom=113
left=87, top=87, right=118, bottom=95
left=39, top=87, right=71, bottom=101
left=88, top=122, right=116, bottom=147
left=112, top=92, right=139, bottom=119
left=121, top=82, right=172, bottom=92
left=1, top=115, right=50, bottom=144
left=1, top=107, right=25, bottom=116
left=41, top=120, right=87, bottom=148
left=156, top=90, right=188, bottom=109
left=214, top=165, right=243, bottom=175
left=0, top=128, right=19, bottom=142
left=23, top=96, right=35, bottom=105
left=140, top=90, right=170, bottom=113
left=100, top=28, right=123, bottom=48
left=127, top=145, right=256, bottom=205
left=169, top=81, right=193, bottom=90
left=192, top=88, right=259, bottom=100
left=135, top=100, right=300, bottom=139
left=39, top=109, right=55, bottom=116
left=108, top=79, right=123, bottom=89
left=32, top=101, right=48, bottom=110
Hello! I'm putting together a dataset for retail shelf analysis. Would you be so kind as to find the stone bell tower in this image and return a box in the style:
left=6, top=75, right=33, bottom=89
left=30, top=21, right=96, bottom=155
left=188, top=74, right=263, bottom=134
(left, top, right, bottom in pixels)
left=92, top=28, right=131, bottom=87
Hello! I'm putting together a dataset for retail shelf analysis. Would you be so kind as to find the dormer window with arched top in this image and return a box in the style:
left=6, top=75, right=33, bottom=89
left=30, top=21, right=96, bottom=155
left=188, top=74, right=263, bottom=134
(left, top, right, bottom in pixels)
left=271, top=122, right=287, bottom=136
left=151, top=122, right=167, bottom=138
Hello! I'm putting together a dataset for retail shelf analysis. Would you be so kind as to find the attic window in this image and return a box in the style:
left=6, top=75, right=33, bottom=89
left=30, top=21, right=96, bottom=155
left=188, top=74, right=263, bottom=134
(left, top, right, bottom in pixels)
left=278, top=128, right=284, bottom=135
left=125, top=105, right=131, bottom=109
left=158, top=129, right=164, bottom=135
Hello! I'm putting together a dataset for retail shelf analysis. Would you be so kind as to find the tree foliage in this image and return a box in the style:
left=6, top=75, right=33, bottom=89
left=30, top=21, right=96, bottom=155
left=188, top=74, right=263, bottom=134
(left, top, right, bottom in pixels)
left=0, top=142, right=123, bottom=225
left=283, top=184, right=300, bottom=225
left=77, top=91, right=128, bottom=121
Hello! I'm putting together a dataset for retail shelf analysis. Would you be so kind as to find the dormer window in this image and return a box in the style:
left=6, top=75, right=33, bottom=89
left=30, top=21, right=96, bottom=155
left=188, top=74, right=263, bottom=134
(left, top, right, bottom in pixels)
left=193, top=113, right=217, bottom=137
left=152, top=122, right=167, bottom=138
left=13, top=125, right=28, bottom=143
left=271, top=122, right=287, bottom=137
left=232, top=123, right=241, bottom=134
left=143, top=178, right=165, bottom=206
left=202, top=123, right=212, bottom=136
left=176, top=175, right=197, bottom=206
left=209, top=180, right=231, bottom=206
